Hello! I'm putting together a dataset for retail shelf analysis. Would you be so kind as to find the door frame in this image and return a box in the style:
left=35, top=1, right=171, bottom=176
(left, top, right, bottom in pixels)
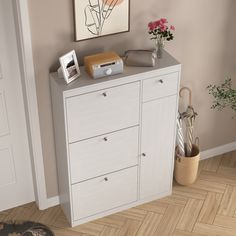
left=12, top=0, right=50, bottom=210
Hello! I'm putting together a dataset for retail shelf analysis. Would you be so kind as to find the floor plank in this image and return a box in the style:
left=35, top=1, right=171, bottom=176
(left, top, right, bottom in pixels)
left=136, top=212, right=162, bottom=236
left=176, top=198, right=203, bottom=232
left=193, top=222, right=236, bottom=236
left=71, top=222, right=104, bottom=236
left=158, top=193, right=188, bottom=206
left=115, top=207, right=147, bottom=221
left=220, top=151, right=236, bottom=168
left=94, top=215, right=126, bottom=229
left=52, top=227, right=83, bottom=236
left=200, top=155, right=222, bottom=172
left=135, top=200, right=168, bottom=214
left=100, top=226, right=119, bottom=236
left=173, top=185, right=207, bottom=200
left=154, top=205, right=183, bottom=236
left=190, top=179, right=226, bottom=194
left=198, top=192, right=222, bottom=224
left=214, top=215, right=236, bottom=230
left=217, top=166, right=236, bottom=178
left=199, top=170, right=236, bottom=186
left=218, top=185, right=236, bottom=217
left=173, top=229, right=204, bottom=236
left=116, top=219, right=141, bottom=236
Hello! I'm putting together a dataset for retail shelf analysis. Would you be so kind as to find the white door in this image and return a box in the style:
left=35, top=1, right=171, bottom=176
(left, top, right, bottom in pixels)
left=0, top=0, right=35, bottom=211
left=140, top=96, right=177, bottom=199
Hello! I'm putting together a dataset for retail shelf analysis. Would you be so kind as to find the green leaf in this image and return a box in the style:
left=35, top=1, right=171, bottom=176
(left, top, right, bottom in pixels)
left=207, top=77, right=236, bottom=113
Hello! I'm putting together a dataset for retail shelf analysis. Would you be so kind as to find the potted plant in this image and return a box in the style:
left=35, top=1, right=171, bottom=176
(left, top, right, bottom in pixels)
left=148, top=18, right=175, bottom=58
left=207, top=77, right=236, bottom=114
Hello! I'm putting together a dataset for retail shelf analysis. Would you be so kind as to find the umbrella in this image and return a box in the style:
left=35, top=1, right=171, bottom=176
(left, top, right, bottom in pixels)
left=176, top=111, right=185, bottom=156
left=179, top=87, right=198, bottom=157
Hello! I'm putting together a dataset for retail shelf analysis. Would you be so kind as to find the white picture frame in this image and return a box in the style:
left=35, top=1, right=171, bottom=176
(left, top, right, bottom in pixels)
left=74, top=0, right=130, bottom=41
left=59, top=50, right=80, bottom=84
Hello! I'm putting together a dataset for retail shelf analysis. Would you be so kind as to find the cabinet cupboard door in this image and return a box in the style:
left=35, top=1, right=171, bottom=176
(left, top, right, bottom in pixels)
left=66, top=82, right=140, bottom=142
left=69, top=126, right=139, bottom=183
left=72, top=167, right=138, bottom=220
left=140, top=96, right=177, bottom=199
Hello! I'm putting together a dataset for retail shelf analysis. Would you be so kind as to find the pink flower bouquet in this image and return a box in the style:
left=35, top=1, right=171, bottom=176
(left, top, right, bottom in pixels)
left=148, top=18, right=175, bottom=42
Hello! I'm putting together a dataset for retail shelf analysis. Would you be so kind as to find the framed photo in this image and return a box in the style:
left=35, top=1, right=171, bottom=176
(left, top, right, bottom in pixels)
left=59, top=50, right=80, bottom=84
left=74, top=0, right=130, bottom=41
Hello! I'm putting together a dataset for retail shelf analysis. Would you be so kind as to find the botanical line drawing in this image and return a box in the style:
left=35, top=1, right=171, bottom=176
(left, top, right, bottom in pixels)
left=84, top=0, right=124, bottom=36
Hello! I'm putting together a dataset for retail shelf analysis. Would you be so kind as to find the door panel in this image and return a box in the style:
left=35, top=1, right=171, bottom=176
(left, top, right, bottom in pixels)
left=0, top=91, right=10, bottom=136
left=140, top=96, right=177, bottom=199
left=0, top=146, right=16, bottom=187
left=0, top=0, right=35, bottom=211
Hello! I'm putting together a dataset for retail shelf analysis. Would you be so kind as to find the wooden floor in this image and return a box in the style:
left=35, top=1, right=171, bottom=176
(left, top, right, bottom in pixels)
left=1, top=150, right=236, bottom=236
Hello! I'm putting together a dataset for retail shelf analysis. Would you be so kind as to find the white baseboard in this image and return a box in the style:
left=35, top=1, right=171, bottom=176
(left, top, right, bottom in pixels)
left=200, top=141, right=236, bottom=160
left=39, top=195, right=59, bottom=210
left=40, top=141, right=236, bottom=209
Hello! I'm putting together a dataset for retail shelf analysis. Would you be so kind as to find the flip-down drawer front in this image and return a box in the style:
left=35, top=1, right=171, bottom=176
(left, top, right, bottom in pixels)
left=72, top=166, right=138, bottom=221
left=66, top=82, right=140, bottom=143
left=69, top=126, right=139, bottom=184
left=142, top=72, right=178, bottom=102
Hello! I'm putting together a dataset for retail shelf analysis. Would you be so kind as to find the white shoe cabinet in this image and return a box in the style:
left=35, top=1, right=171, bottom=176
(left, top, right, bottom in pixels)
left=50, top=51, right=181, bottom=226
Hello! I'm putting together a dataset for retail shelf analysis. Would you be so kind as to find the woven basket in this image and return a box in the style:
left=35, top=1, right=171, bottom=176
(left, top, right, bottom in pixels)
left=174, top=144, right=200, bottom=186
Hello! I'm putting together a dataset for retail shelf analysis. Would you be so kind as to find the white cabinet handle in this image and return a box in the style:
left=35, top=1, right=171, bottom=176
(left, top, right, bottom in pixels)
left=102, top=92, right=107, bottom=97
left=142, top=153, right=146, bottom=157
left=103, top=137, right=108, bottom=141
left=158, top=79, right=164, bottom=84
left=104, top=177, right=108, bottom=181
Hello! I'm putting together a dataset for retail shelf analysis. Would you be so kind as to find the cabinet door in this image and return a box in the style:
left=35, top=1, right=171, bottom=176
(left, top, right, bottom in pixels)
left=140, top=95, right=177, bottom=199
left=66, top=82, right=140, bottom=142
left=69, top=126, right=139, bottom=183
left=72, top=167, right=138, bottom=220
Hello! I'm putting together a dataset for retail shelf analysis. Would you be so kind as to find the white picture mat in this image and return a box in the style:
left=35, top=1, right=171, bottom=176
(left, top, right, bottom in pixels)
left=74, top=0, right=129, bottom=41
left=59, top=50, right=80, bottom=84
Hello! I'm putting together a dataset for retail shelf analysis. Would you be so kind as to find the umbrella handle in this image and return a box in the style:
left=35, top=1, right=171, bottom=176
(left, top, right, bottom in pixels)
left=179, top=87, right=192, bottom=106
left=195, top=137, right=200, bottom=147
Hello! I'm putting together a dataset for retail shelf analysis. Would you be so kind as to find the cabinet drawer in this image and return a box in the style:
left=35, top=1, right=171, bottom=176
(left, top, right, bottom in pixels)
left=72, top=166, right=138, bottom=220
left=66, top=82, right=140, bottom=143
left=142, top=72, right=178, bottom=102
left=69, top=126, right=139, bottom=183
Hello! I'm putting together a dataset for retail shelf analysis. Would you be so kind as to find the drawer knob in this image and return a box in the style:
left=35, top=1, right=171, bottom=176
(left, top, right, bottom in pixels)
left=104, top=177, right=108, bottom=181
left=105, top=68, right=112, bottom=75
left=158, top=79, right=164, bottom=84
left=103, top=137, right=108, bottom=141
left=142, top=153, right=146, bottom=157
left=102, top=92, right=107, bottom=97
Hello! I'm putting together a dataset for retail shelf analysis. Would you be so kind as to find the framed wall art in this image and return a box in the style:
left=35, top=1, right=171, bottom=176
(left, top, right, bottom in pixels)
left=74, top=0, right=130, bottom=41
left=59, top=50, right=80, bottom=84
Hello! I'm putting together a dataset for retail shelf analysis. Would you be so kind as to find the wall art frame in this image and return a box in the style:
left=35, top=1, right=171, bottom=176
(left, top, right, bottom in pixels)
left=74, top=0, right=130, bottom=42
